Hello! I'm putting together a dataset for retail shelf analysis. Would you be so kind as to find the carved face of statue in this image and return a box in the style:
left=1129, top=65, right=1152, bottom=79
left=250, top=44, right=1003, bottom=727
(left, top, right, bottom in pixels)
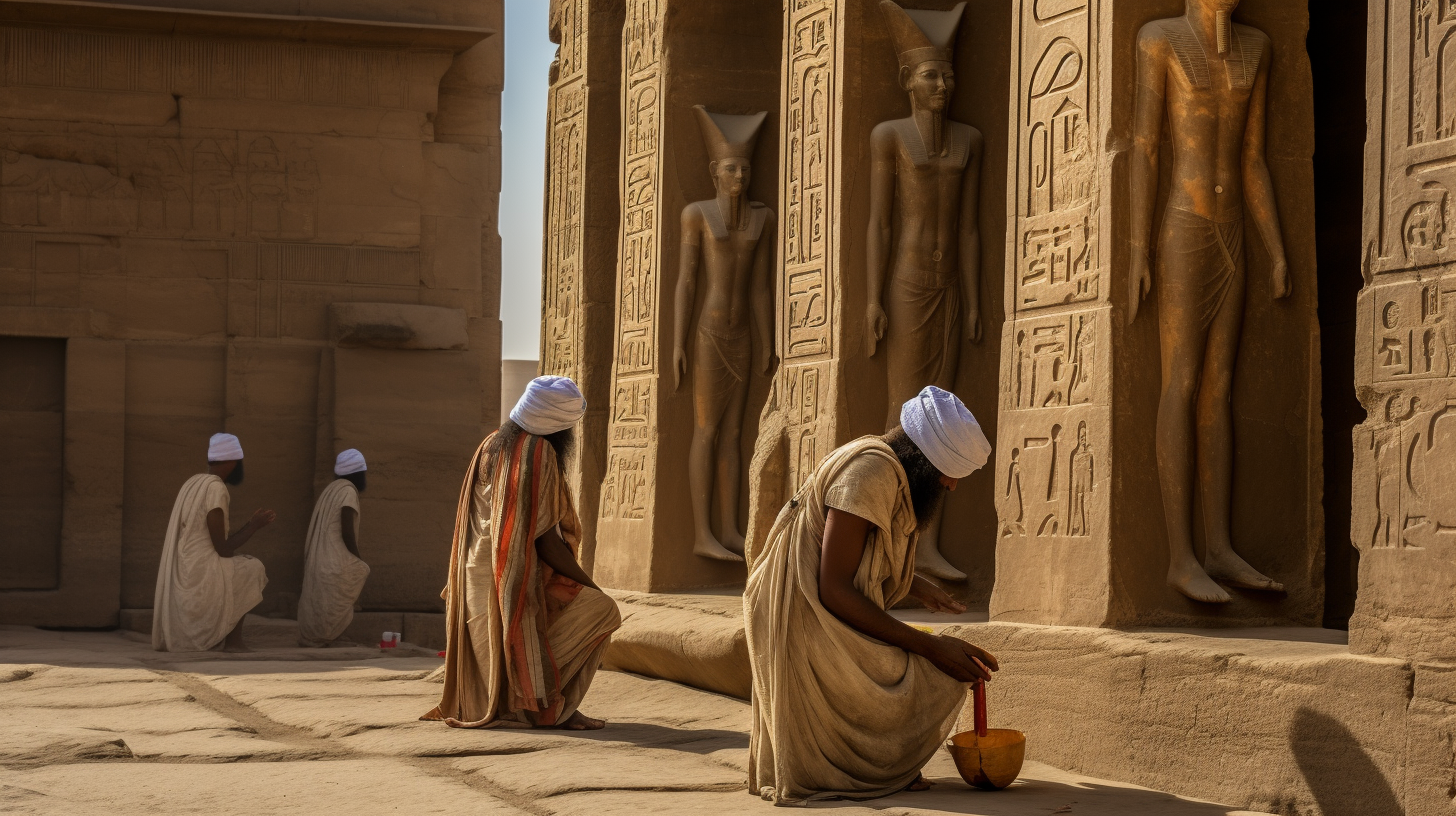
left=902, top=61, right=955, bottom=113
left=710, top=157, right=751, bottom=197
left=1078, top=424, right=1088, bottom=446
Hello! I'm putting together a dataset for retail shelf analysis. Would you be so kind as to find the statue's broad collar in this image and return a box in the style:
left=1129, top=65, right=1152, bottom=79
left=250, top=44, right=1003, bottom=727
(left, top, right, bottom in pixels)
left=890, top=118, right=973, bottom=169
left=1158, top=17, right=1264, bottom=91
left=702, top=199, right=769, bottom=242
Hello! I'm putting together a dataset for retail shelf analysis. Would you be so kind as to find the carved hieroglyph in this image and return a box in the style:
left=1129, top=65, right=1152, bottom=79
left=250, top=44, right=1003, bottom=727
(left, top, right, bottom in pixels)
left=540, top=0, right=621, bottom=572
left=989, top=0, right=1111, bottom=626
left=1352, top=0, right=1456, bottom=659
left=673, top=107, right=774, bottom=563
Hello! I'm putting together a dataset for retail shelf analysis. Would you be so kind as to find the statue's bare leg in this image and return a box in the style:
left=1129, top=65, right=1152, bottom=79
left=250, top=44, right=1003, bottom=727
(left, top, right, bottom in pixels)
left=1156, top=268, right=1231, bottom=604
left=715, top=377, right=750, bottom=556
left=691, top=369, right=743, bottom=562
left=1197, top=274, right=1283, bottom=593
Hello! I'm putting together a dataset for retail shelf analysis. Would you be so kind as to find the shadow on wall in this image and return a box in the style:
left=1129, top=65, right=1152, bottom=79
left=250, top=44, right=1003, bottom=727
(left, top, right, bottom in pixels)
left=1290, top=708, right=1401, bottom=816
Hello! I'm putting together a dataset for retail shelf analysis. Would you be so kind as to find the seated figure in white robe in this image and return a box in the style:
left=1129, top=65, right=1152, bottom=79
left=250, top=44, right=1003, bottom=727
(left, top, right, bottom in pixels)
left=152, top=433, right=275, bottom=652
left=297, top=449, right=371, bottom=647
left=745, top=386, right=1000, bottom=804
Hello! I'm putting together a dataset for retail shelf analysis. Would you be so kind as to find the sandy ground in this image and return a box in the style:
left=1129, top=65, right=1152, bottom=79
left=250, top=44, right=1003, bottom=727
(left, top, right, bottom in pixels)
left=0, top=617, right=1271, bottom=816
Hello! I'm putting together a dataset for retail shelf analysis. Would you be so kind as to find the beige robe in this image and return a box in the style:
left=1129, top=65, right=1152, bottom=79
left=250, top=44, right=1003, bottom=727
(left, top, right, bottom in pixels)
left=424, top=435, right=621, bottom=727
left=744, top=436, right=966, bottom=805
left=297, top=480, right=369, bottom=647
left=152, top=474, right=268, bottom=652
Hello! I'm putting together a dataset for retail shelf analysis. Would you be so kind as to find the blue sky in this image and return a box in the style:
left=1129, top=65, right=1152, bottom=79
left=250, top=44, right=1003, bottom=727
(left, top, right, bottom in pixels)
left=499, top=0, right=555, bottom=361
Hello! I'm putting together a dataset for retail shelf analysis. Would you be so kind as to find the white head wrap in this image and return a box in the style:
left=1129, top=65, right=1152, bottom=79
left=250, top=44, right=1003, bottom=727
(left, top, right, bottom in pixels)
left=334, top=449, right=367, bottom=476
left=207, top=433, right=244, bottom=462
left=899, top=386, right=991, bottom=479
left=509, top=375, right=587, bottom=436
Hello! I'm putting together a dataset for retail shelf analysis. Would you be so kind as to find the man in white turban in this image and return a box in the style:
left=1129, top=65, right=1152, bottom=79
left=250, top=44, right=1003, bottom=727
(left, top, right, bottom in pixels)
left=152, top=433, right=275, bottom=652
left=297, top=449, right=371, bottom=647
left=425, top=376, right=621, bottom=730
left=744, top=386, right=998, bottom=804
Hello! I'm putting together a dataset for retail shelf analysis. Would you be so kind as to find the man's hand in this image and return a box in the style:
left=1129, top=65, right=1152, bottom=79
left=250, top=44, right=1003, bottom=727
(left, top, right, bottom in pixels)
left=1129, top=253, right=1152, bottom=323
left=1272, top=257, right=1292, bottom=299
left=673, top=346, right=688, bottom=391
left=250, top=509, right=277, bottom=530
left=866, top=302, right=888, bottom=356
left=922, top=634, right=999, bottom=683
left=910, top=574, right=967, bottom=614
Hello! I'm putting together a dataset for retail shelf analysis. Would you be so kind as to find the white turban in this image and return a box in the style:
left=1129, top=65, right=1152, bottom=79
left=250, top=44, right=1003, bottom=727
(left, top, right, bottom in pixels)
left=208, top=433, right=244, bottom=462
left=899, top=386, right=991, bottom=479
left=334, top=449, right=367, bottom=476
left=509, top=375, right=586, bottom=436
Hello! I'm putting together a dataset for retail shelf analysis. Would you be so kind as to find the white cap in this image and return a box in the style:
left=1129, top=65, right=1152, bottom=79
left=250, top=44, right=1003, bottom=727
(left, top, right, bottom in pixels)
left=899, top=386, right=992, bottom=479
left=208, top=433, right=244, bottom=462
left=334, top=449, right=366, bottom=476
left=509, top=375, right=587, bottom=436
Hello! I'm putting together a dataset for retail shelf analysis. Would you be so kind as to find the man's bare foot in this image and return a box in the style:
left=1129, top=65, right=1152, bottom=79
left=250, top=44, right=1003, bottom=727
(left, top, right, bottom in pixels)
left=556, top=711, right=606, bottom=730
left=694, top=532, right=745, bottom=562
left=1168, top=557, right=1232, bottom=604
left=916, top=539, right=967, bottom=582
left=220, top=640, right=252, bottom=653
left=904, top=774, right=934, bottom=792
left=1206, top=546, right=1285, bottom=593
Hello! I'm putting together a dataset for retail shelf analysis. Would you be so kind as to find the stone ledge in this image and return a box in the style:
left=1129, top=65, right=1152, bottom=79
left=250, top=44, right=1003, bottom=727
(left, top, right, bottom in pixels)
left=603, top=591, right=1452, bottom=816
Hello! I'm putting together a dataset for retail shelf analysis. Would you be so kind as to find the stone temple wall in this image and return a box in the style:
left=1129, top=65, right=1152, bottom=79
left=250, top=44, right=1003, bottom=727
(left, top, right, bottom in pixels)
left=0, top=0, right=503, bottom=627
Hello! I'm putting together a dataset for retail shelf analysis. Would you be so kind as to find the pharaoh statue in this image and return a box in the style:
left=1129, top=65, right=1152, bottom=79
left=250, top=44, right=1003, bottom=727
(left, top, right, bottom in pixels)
left=1129, top=0, right=1290, bottom=603
left=673, top=106, right=775, bottom=562
left=866, top=0, right=983, bottom=581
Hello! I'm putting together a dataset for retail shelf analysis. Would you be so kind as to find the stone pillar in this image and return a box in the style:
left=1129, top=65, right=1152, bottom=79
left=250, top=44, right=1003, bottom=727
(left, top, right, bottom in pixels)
left=989, top=0, right=1323, bottom=627
left=593, top=0, right=782, bottom=591
left=540, top=0, right=624, bottom=573
left=747, top=0, right=1011, bottom=600
left=1351, top=1, right=1456, bottom=660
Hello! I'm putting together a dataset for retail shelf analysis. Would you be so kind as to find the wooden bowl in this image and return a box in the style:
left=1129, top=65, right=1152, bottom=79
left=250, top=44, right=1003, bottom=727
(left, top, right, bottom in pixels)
left=945, top=729, right=1026, bottom=790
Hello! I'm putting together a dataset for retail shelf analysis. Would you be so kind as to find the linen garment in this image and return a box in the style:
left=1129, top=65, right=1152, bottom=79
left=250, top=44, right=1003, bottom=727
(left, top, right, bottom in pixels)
left=745, top=437, right=966, bottom=805
left=423, top=432, right=621, bottom=728
left=297, top=479, right=369, bottom=647
left=152, top=474, right=267, bottom=652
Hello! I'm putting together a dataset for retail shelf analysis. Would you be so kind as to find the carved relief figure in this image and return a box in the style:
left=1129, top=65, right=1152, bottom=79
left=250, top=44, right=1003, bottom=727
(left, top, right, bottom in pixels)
left=1068, top=421, right=1093, bottom=536
left=673, top=106, right=774, bottom=562
left=866, top=1, right=983, bottom=580
left=1129, top=0, right=1290, bottom=603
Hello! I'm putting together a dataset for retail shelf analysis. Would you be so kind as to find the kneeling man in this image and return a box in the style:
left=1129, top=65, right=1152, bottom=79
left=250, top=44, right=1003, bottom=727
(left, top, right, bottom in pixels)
left=297, top=449, right=371, bottom=647
left=424, top=376, right=621, bottom=730
left=745, top=386, right=999, bottom=804
left=153, top=433, right=275, bottom=652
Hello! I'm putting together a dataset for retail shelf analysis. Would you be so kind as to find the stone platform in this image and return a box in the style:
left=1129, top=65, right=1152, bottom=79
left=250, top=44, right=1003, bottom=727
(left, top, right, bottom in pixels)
left=0, top=622, right=1271, bottom=815
left=603, top=592, right=1454, bottom=816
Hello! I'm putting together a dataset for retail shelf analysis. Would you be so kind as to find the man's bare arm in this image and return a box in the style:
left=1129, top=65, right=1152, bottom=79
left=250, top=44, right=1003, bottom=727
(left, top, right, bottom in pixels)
left=1241, top=44, right=1290, bottom=298
left=341, top=506, right=360, bottom=558
left=673, top=206, right=702, bottom=391
left=535, top=526, right=600, bottom=591
left=207, top=507, right=275, bottom=558
left=751, top=209, right=776, bottom=374
left=1129, top=26, right=1168, bottom=323
left=818, top=508, right=995, bottom=682
left=958, top=128, right=984, bottom=344
left=865, top=124, right=897, bottom=356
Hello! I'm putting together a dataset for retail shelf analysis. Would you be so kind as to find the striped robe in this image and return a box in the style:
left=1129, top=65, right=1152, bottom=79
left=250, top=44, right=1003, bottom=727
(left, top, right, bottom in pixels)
left=423, top=431, right=620, bottom=727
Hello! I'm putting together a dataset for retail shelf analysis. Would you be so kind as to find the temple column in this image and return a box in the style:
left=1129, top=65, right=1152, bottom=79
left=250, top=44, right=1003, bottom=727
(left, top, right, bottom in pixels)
left=989, top=0, right=1323, bottom=627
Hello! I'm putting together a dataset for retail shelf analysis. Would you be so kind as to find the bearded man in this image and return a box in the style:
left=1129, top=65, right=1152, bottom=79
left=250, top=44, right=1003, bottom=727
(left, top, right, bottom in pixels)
left=745, top=386, right=999, bottom=805
left=297, top=449, right=370, bottom=647
left=152, top=433, right=275, bottom=653
left=424, top=376, right=621, bottom=730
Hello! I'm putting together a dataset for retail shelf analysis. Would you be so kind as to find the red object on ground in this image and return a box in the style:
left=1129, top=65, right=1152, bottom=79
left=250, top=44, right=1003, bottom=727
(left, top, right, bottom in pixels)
left=437, top=651, right=446, bottom=658
left=973, top=678, right=988, bottom=737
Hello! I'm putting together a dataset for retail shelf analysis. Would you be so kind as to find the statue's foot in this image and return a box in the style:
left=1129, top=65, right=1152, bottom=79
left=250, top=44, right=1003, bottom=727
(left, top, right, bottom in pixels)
left=694, top=534, right=745, bottom=563
left=916, top=545, right=966, bottom=582
left=1206, top=547, right=1285, bottom=593
left=719, top=530, right=747, bottom=557
left=1168, top=559, right=1231, bottom=604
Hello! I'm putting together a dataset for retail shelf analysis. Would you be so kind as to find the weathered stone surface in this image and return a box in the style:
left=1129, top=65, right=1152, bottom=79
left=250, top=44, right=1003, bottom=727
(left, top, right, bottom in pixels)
left=602, top=590, right=750, bottom=700
left=329, top=302, right=469, bottom=350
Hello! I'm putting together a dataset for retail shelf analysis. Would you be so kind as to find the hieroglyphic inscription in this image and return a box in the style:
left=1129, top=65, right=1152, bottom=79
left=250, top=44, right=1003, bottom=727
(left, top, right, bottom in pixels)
left=542, top=0, right=589, bottom=379
left=602, top=0, right=664, bottom=521
left=1354, top=392, right=1456, bottom=550
left=780, top=0, right=837, bottom=488
left=998, top=0, right=1103, bottom=545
